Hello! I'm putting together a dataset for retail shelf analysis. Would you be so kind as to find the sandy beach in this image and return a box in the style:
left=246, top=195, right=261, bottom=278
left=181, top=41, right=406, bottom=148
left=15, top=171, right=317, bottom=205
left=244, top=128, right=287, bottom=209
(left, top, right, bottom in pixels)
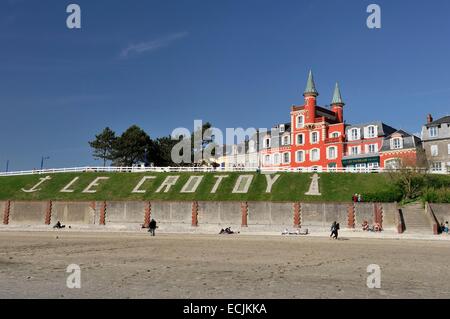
left=0, top=231, right=449, bottom=299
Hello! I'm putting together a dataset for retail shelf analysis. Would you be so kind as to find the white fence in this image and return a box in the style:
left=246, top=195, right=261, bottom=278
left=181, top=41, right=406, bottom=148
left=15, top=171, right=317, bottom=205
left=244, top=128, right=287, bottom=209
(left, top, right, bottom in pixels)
left=0, top=165, right=446, bottom=177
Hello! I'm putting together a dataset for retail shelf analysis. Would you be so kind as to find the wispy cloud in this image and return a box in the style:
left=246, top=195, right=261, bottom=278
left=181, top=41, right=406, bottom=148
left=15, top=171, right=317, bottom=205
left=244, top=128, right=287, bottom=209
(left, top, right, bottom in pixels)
left=120, top=32, right=189, bottom=59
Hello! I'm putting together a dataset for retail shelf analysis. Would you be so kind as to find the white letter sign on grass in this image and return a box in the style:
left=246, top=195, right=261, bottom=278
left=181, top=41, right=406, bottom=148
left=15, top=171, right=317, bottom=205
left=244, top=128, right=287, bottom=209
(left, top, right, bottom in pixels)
left=305, top=173, right=321, bottom=196
left=264, top=174, right=280, bottom=193
left=155, top=176, right=179, bottom=193
left=180, top=176, right=204, bottom=193
left=211, top=175, right=228, bottom=193
left=21, top=176, right=52, bottom=193
left=132, top=176, right=156, bottom=193
left=82, top=177, right=110, bottom=193
left=232, top=175, right=254, bottom=194
left=60, top=177, right=79, bottom=193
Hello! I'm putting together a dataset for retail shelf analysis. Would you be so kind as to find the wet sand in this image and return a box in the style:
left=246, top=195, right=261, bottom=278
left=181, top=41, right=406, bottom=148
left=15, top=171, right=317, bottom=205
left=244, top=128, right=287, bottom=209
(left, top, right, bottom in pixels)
left=0, top=231, right=449, bottom=299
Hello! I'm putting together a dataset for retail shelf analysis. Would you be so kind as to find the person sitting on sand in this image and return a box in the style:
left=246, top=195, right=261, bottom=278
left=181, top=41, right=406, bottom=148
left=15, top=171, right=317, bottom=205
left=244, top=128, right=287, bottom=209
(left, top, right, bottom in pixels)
left=444, top=221, right=449, bottom=234
left=373, top=223, right=382, bottom=232
left=219, top=227, right=239, bottom=235
left=53, top=221, right=65, bottom=229
left=362, top=220, right=369, bottom=231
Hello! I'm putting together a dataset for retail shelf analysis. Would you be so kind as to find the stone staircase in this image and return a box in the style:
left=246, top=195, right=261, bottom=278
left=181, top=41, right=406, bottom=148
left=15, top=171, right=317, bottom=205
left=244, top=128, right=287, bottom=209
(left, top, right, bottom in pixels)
left=401, top=203, right=433, bottom=234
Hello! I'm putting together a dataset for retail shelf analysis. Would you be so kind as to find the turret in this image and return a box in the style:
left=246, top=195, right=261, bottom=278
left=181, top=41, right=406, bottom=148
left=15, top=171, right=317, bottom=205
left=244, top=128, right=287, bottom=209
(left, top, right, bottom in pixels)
left=303, top=70, right=318, bottom=123
left=331, top=82, right=345, bottom=123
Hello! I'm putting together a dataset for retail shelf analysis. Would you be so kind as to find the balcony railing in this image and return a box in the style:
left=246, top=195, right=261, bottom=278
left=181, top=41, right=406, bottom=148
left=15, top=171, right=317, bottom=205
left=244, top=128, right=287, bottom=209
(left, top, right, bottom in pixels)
left=324, top=136, right=344, bottom=144
left=343, top=151, right=379, bottom=157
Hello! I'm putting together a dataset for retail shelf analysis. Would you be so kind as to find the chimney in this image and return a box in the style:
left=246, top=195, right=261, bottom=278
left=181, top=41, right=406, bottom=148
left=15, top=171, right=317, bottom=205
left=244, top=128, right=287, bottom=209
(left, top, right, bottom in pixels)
left=427, top=114, right=433, bottom=124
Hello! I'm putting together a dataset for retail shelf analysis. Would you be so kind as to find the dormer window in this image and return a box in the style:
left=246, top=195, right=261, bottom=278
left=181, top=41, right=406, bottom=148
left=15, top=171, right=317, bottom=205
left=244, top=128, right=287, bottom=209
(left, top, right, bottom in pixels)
left=391, top=138, right=403, bottom=150
left=429, top=127, right=438, bottom=138
left=265, top=138, right=271, bottom=148
left=279, top=124, right=285, bottom=133
left=366, top=126, right=377, bottom=138
left=350, top=128, right=360, bottom=141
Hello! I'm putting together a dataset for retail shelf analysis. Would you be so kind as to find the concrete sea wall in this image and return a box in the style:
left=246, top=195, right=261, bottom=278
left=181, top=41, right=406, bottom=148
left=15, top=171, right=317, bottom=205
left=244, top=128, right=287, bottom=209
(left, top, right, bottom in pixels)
left=0, top=199, right=412, bottom=233
left=430, top=204, right=450, bottom=224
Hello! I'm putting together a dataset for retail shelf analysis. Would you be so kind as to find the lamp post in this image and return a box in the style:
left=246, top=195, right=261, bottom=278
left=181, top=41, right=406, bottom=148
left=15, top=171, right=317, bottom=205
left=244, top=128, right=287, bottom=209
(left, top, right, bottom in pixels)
left=40, top=156, right=50, bottom=170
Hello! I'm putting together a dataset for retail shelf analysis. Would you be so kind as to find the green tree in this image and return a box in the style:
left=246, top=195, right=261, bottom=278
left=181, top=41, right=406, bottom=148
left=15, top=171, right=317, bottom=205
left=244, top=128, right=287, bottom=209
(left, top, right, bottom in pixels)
left=152, top=136, right=180, bottom=167
left=112, top=125, right=152, bottom=166
left=88, top=127, right=117, bottom=166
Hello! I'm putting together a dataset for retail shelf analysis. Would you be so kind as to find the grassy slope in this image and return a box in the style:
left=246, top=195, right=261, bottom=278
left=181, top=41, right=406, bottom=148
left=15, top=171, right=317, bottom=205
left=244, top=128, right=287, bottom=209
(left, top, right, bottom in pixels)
left=0, top=172, right=396, bottom=202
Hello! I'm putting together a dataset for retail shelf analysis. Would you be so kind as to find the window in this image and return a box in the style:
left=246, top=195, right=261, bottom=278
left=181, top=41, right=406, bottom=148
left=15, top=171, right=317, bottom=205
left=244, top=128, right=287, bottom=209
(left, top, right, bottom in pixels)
left=366, top=126, right=376, bottom=138
left=310, top=149, right=320, bottom=161
left=273, top=154, right=280, bottom=165
left=350, top=128, right=360, bottom=141
left=327, top=147, right=337, bottom=159
left=367, top=144, right=378, bottom=154
left=265, top=138, right=270, bottom=148
left=296, top=150, right=305, bottom=163
left=351, top=146, right=359, bottom=155
left=311, top=132, right=319, bottom=144
left=283, top=152, right=290, bottom=164
left=385, top=158, right=401, bottom=170
left=431, top=145, right=439, bottom=157
left=327, top=163, right=337, bottom=171
left=296, top=134, right=304, bottom=145
left=264, top=155, right=271, bottom=165
left=296, top=115, right=304, bottom=128
left=368, top=162, right=379, bottom=169
left=429, top=127, right=438, bottom=138
left=279, top=124, right=285, bottom=133
left=431, top=162, right=442, bottom=172
left=330, top=132, right=340, bottom=138
left=448, top=144, right=450, bottom=155
left=391, top=138, right=403, bottom=150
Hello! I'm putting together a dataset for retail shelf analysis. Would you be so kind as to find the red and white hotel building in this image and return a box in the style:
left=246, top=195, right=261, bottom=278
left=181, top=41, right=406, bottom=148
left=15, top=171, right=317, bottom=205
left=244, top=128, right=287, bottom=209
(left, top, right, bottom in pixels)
left=254, top=71, right=425, bottom=171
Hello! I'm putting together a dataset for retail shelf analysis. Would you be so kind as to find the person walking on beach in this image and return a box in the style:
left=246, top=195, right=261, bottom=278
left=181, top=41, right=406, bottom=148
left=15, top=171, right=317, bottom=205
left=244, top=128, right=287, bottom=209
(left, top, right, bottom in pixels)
left=330, top=221, right=340, bottom=239
left=330, top=221, right=337, bottom=239
left=149, top=219, right=157, bottom=236
left=334, top=222, right=340, bottom=239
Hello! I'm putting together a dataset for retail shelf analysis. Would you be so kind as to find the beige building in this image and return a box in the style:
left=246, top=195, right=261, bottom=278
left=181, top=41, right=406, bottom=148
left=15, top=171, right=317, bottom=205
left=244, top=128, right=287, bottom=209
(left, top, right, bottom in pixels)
left=421, top=114, right=450, bottom=173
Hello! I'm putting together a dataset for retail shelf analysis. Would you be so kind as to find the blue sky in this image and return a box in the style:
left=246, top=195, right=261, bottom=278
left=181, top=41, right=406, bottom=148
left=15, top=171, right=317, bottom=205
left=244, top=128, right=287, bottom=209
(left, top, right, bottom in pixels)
left=1, top=0, right=450, bottom=170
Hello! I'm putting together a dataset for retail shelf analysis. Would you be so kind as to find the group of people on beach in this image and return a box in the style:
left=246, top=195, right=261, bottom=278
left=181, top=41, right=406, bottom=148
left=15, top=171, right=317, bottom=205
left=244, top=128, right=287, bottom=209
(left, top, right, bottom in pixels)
left=330, top=221, right=340, bottom=239
left=362, top=220, right=382, bottom=232
left=352, top=193, right=363, bottom=203
left=219, top=227, right=239, bottom=234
